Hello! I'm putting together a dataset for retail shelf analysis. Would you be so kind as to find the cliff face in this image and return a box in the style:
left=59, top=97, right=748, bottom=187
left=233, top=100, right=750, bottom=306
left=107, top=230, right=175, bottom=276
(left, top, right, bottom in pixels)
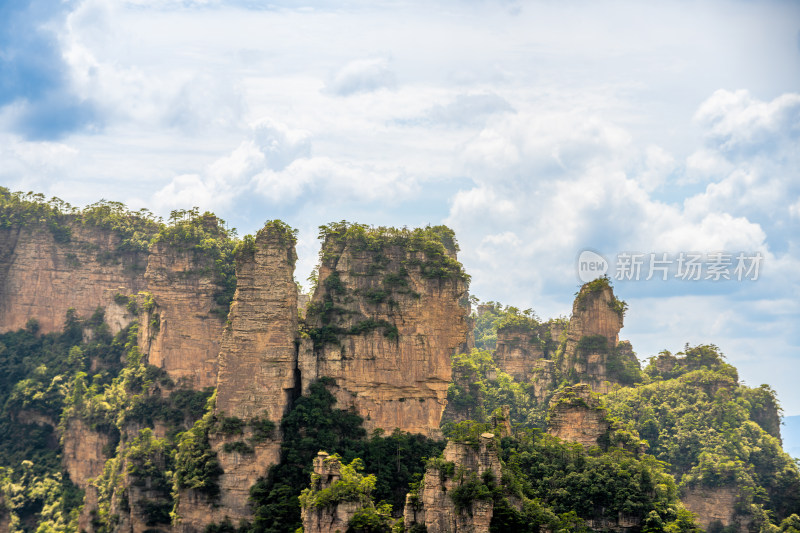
left=404, top=433, right=501, bottom=533
left=299, top=228, right=470, bottom=438
left=547, top=384, right=610, bottom=448
left=61, top=419, right=113, bottom=489
left=682, top=486, right=747, bottom=533
left=560, top=280, right=637, bottom=393
left=0, top=224, right=146, bottom=334
left=0, top=223, right=225, bottom=389
left=203, top=225, right=297, bottom=525
left=493, top=327, right=544, bottom=382
left=137, top=242, right=226, bottom=389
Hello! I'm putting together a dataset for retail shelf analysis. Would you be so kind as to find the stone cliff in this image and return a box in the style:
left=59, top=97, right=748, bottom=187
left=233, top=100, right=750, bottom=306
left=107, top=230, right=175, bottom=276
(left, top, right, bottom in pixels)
left=559, top=278, right=638, bottom=393
left=682, top=486, right=747, bottom=532
left=547, top=384, right=610, bottom=448
left=175, top=223, right=298, bottom=529
left=299, top=224, right=471, bottom=438
left=61, top=418, right=114, bottom=489
left=403, top=432, right=502, bottom=533
left=0, top=223, right=146, bottom=335
left=0, top=221, right=226, bottom=389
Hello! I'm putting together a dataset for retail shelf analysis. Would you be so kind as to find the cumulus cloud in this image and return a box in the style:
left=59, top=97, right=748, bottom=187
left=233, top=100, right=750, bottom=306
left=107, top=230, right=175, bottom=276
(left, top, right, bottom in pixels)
left=445, top=95, right=792, bottom=307
left=325, top=58, right=396, bottom=96
left=694, top=89, right=800, bottom=156
left=154, top=117, right=419, bottom=211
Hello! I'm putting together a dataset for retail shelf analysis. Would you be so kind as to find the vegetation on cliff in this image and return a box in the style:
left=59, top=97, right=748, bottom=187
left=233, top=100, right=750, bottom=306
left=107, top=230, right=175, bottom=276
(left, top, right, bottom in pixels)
left=248, top=378, right=445, bottom=533
left=606, top=345, right=800, bottom=525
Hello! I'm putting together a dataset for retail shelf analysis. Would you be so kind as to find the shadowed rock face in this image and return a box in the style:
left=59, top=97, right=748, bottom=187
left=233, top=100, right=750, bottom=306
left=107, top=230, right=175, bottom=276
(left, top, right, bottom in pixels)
left=0, top=223, right=225, bottom=389
left=299, top=229, right=471, bottom=438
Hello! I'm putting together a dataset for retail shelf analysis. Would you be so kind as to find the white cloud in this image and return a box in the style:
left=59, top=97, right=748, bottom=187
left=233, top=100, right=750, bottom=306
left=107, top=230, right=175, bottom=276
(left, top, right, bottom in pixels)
left=325, top=58, right=396, bottom=97
left=694, top=89, right=800, bottom=155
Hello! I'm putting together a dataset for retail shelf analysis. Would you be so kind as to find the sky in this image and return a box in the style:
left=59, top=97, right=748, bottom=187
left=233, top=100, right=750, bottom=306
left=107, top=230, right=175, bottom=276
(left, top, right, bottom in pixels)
left=1, top=0, right=799, bottom=416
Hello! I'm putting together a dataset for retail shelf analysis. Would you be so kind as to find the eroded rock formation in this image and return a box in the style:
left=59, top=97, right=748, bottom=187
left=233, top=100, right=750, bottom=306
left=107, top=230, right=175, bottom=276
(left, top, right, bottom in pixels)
left=299, top=226, right=471, bottom=437
left=404, top=432, right=501, bottom=533
left=301, top=452, right=363, bottom=533
left=205, top=224, right=298, bottom=525
left=547, top=384, right=610, bottom=448
left=61, top=419, right=113, bottom=489
left=560, top=279, right=638, bottom=393
left=0, top=224, right=146, bottom=335
left=0, top=222, right=226, bottom=389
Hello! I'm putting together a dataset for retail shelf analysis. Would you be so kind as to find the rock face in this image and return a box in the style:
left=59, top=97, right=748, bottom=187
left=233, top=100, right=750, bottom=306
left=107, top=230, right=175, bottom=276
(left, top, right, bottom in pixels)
left=561, top=280, right=637, bottom=393
left=682, top=486, right=747, bottom=532
left=301, top=452, right=362, bottom=533
left=404, top=433, right=501, bottom=533
left=137, top=242, right=226, bottom=389
left=61, top=419, right=113, bottom=489
left=0, top=223, right=225, bottom=389
left=547, top=384, right=610, bottom=448
left=207, top=225, right=298, bottom=524
left=0, top=224, right=146, bottom=334
left=493, top=326, right=544, bottom=382
left=299, top=227, right=471, bottom=438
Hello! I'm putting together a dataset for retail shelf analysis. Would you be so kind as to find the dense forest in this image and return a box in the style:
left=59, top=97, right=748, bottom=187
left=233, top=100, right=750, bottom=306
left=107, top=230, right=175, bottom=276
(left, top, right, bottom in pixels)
left=0, top=190, right=799, bottom=532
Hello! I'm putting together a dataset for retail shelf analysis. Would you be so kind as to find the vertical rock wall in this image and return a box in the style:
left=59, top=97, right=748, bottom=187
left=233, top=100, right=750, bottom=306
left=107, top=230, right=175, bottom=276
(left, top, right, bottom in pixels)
left=403, top=433, right=501, bottom=533
left=493, top=327, right=544, bottom=382
left=681, top=486, right=747, bottom=533
left=546, top=384, right=610, bottom=448
left=137, top=243, right=226, bottom=389
left=203, top=224, right=298, bottom=525
left=0, top=223, right=226, bottom=389
left=0, top=225, right=146, bottom=334
left=299, top=228, right=470, bottom=438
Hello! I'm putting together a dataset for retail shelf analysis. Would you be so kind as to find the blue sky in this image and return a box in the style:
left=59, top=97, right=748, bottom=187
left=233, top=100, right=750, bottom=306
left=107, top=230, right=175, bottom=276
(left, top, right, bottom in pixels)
left=1, top=0, right=799, bottom=415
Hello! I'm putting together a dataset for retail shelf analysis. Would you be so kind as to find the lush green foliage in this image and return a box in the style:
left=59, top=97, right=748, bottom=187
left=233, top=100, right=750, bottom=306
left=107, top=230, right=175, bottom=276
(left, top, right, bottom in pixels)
left=443, top=349, right=547, bottom=429
left=248, top=379, right=445, bottom=533
left=299, top=456, right=376, bottom=509
left=316, top=221, right=468, bottom=282
left=607, top=345, right=800, bottom=523
left=173, top=397, right=224, bottom=498
left=490, top=429, right=699, bottom=531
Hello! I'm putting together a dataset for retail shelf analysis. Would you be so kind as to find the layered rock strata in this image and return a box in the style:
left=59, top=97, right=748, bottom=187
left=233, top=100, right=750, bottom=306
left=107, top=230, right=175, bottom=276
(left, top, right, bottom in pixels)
left=404, top=432, right=502, bottom=533
left=61, top=419, right=113, bottom=489
left=0, top=224, right=146, bottom=334
left=493, top=326, right=544, bottom=382
left=682, top=486, right=747, bottom=533
left=299, top=228, right=471, bottom=438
